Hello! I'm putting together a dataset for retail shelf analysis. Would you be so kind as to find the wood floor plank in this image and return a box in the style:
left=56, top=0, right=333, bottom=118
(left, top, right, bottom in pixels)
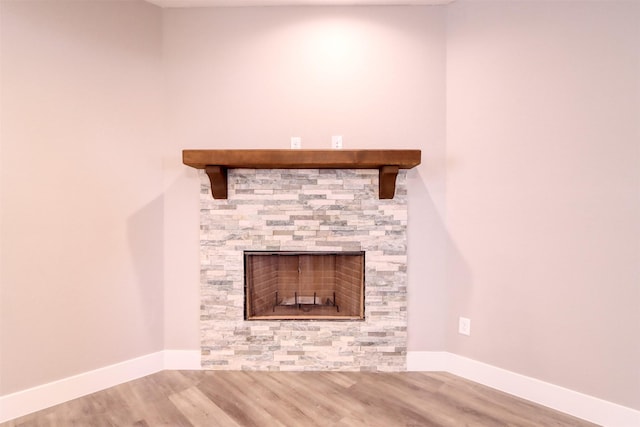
left=197, top=372, right=289, bottom=427
left=1, top=370, right=600, bottom=427
left=284, top=372, right=388, bottom=424
left=316, top=371, right=358, bottom=389
left=233, top=372, right=328, bottom=427
left=211, top=372, right=296, bottom=427
left=256, top=372, right=347, bottom=425
left=345, top=372, right=458, bottom=426
left=271, top=372, right=360, bottom=418
left=429, top=372, right=588, bottom=427
left=168, top=386, right=241, bottom=427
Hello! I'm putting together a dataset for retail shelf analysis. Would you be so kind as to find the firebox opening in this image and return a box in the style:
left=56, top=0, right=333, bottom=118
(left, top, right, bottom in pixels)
left=244, top=251, right=365, bottom=320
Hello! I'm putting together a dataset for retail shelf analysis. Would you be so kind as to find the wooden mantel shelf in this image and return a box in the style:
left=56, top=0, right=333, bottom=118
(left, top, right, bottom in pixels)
left=182, top=149, right=421, bottom=200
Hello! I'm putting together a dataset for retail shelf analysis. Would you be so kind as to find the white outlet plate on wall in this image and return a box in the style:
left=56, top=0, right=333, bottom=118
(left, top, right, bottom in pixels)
left=459, top=317, right=471, bottom=336
left=291, top=137, right=302, bottom=149
left=331, top=135, right=343, bottom=149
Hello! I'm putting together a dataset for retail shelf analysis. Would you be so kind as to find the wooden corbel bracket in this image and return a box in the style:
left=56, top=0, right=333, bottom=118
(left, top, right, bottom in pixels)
left=378, top=165, right=400, bottom=200
left=205, top=165, right=228, bottom=199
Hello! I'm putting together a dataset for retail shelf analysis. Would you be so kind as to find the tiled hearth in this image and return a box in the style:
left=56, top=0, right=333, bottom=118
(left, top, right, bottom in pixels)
left=199, top=168, right=408, bottom=371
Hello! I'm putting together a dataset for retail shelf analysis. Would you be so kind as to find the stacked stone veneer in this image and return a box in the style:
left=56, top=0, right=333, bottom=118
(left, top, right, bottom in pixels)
left=200, top=168, right=408, bottom=371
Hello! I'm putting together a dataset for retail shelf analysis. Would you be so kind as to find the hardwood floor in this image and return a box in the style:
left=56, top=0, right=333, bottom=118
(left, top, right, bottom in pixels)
left=3, top=371, right=598, bottom=427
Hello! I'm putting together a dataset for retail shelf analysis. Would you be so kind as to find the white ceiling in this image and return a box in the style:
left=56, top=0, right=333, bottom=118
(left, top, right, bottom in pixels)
left=145, top=0, right=454, bottom=7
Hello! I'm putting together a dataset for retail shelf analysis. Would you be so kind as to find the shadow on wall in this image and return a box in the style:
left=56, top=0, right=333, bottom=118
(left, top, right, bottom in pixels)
left=407, top=168, right=472, bottom=352
left=443, top=224, right=473, bottom=354
left=127, top=195, right=164, bottom=346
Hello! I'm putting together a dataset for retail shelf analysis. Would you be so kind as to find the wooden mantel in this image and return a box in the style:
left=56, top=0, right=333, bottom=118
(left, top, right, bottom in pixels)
left=182, top=149, right=421, bottom=200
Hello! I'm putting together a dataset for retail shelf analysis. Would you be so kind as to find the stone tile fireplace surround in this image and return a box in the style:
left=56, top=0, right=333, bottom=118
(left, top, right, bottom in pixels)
left=199, top=168, right=408, bottom=371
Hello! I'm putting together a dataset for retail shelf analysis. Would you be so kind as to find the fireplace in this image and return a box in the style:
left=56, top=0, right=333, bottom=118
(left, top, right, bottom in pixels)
left=199, top=168, right=408, bottom=371
left=244, top=251, right=365, bottom=320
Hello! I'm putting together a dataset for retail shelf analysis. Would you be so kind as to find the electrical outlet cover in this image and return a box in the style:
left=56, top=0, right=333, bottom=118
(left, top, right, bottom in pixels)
left=331, top=135, right=343, bottom=149
left=459, top=317, right=471, bottom=336
left=290, top=137, right=302, bottom=149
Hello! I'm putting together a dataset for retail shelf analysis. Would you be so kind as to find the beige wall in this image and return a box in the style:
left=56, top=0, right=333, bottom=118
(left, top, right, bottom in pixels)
left=446, top=1, right=640, bottom=409
left=1, top=0, right=638, bottom=412
left=0, top=1, right=164, bottom=394
left=161, top=5, right=448, bottom=352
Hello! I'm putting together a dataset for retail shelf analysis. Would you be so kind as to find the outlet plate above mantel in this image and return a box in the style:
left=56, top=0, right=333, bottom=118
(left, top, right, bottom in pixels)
left=182, top=149, right=421, bottom=200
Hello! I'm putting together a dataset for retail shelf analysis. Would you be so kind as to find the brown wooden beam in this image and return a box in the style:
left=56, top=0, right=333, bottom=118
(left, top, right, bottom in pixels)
left=183, top=149, right=421, bottom=170
left=183, top=149, right=421, bottom=200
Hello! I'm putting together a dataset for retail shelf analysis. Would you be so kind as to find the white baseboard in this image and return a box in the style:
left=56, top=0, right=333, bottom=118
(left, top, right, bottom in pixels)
left=407, top=351, right=640, bottom=427
left=163, top=349, right=202, bottom=370
left=3, top=350, right=637, bottom=425
left=0, top=350, right=201, bottom=423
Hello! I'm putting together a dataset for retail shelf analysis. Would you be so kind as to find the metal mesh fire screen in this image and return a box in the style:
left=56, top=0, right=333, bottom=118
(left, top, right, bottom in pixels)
left=244, top=251, right=365, bottom=320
